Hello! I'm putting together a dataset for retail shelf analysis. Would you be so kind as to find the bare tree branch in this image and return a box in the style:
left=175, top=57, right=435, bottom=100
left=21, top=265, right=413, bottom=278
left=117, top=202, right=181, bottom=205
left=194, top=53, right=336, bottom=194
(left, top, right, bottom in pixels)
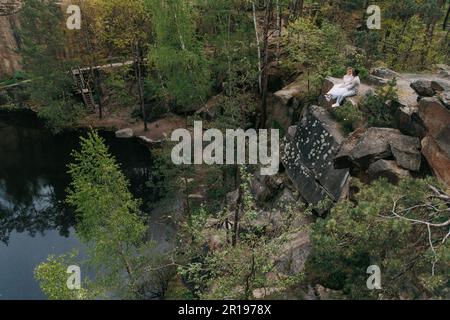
left=386, top=187, right=450, bottom=276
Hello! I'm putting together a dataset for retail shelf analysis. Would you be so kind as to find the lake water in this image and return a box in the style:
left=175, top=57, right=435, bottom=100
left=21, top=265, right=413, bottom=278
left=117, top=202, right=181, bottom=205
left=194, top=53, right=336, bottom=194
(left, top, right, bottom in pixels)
left=0, top=110, right=169, bottom=299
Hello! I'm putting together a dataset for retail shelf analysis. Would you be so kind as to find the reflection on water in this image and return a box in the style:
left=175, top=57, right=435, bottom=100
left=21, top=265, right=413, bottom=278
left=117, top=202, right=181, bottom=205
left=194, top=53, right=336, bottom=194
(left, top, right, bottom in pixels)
left=0, top=179, right=74, bottom=245
left=0, top=229, right=80, bottom=299
left=0, top=110, right=157, bottom=299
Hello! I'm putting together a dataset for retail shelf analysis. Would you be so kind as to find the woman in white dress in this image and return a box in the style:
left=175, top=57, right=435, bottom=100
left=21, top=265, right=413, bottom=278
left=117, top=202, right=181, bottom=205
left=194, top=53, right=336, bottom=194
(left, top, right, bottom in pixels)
left=325, top=67, right=354, bottom=101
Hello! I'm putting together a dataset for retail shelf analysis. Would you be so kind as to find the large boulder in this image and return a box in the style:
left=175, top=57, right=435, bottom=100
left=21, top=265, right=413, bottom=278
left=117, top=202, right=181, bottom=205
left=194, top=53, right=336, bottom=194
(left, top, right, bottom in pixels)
left=418, top=97, right=450, bottom=138
left=274, top=187, right=299, bottom=208
left=368, top=160, right=411, bottom=184
left=421, top=135, right=450, bottom=190
left=410, top=80, right=435, bottom=97
left=273, top=230, right=311, bottom=276
left=333, top=128, right=366, bottom=169
left=274, top=76, right=307, bottom=106
left=367, top=68, right=400, bottom=86
left=250, top=176, right=273, bottom=204
left=247, top=210, right=284, bottom=230
left=436, top=64, right=450, bottom=79
left=341, top=128, right=394, bottom=169
left=394, top=76, right=426, bottom=139
left=438, top=90, right=450, bottom=109
left=430, top=80, right=450, bottom=93
left=395, top=106, right=426, bottom=139
left=195, top=94, right=222, bottom=120
left=115, top=128, right=134, bottom=138
left=248, top=172, right=284, bottom=205
left=282, top=105, right=350, bottom=207
left=435, top=127, right=450, bottom=158
left=396, top=77, right=420, bottom=109
left=395, top=73, right=450, bottom=138
left=270, top=76, right=308, bottom=130
left=370, top=68, right=401, bottom=80
left=334, top=128, right=421, bottom=171
left=390, top=138, right=422, bottom=172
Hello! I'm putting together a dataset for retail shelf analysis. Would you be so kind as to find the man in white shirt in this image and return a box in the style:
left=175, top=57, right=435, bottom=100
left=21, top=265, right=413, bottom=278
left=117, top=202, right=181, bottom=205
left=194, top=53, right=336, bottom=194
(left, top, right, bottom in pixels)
left=331, top=69, right=361, bottom=108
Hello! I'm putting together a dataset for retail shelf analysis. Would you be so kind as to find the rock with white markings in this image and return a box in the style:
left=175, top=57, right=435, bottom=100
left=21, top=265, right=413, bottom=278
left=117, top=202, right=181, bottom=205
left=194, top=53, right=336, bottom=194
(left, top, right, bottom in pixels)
left=282, top=105, right=350, bottom=208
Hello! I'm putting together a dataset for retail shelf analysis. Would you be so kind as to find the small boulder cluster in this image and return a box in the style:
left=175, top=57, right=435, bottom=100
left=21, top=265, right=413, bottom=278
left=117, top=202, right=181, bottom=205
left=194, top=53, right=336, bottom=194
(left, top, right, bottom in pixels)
left=334, top=127, right=422, bottom=184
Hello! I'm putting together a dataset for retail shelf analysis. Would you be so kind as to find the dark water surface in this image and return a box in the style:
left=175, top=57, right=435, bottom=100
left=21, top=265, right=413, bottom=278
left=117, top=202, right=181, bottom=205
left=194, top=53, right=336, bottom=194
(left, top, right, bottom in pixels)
left=0, top=110, right=164, bottom=299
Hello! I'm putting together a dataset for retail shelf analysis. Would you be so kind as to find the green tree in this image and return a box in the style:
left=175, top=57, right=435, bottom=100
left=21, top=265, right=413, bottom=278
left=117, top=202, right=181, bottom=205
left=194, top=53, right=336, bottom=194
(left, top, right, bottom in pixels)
left=283, top=17, right=346, bottom=94
left=34, top=253, right=91, bottom=300
left=66, top=131, right=149, bottom=296
left=145, top=0, right=211, bottom=112
left=18, top=0, right=83, bottom=132
left=307, top=177, right=450, bottom=299
left=178, top=167, right=303, bottom=299
left=91, top=0, right=153, bottom=127
left=196, top=0, right=258, bottom=94
left=36, top=131, right=164, bottom=299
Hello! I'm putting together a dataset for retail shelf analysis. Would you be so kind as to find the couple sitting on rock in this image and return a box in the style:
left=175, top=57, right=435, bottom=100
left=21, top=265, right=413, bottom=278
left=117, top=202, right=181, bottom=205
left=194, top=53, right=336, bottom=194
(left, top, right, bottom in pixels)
left=325, top=67, right=361, bottom=108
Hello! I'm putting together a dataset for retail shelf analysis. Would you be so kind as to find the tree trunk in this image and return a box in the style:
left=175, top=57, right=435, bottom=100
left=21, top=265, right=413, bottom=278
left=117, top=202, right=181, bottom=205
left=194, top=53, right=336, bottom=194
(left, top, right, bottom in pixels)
left=361, top=0, right=369, bottom=26
left=252, top=2, right=262, bottom=93
left=403, top=33, right=417, bottom=63
left=420, top=23, right=436, bottom=68
left=276, top=0, right=281, bottom=55
left=184, top=175, right=191, bottom=219
left=381, top=29, right=391, bottom=54
left=291, top=0, right=304, bottom=19
left=444, top=5, right=450, bottom=31
left=93, top=68, right=103, bottom=119
left=391, top=18, right=411, bottom=67
left=134, top=42, right=147, bottom=131
left=232, top=167, right=242, bottom=247
left=259, top=0, right=273, bottom=129
left=307, top=68, right=310, bottom=93
left=244, top=254, right=256, bottom=299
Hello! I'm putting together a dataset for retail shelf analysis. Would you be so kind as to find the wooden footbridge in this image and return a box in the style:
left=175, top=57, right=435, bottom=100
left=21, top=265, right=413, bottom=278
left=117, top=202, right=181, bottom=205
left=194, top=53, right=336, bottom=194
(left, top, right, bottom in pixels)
left=0, top=59, right=135, bottom=110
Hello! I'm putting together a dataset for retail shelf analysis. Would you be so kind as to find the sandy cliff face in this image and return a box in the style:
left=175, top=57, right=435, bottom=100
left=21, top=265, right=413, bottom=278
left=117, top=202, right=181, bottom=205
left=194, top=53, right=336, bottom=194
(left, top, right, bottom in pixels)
left=0, top=0, right=74, bottom=78
left=0, top=14, right=21, bottom=78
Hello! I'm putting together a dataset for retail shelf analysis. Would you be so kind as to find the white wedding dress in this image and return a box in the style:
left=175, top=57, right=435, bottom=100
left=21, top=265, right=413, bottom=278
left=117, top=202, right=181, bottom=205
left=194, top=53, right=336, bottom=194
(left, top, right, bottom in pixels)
left=327, top=75, right=354, bottom=96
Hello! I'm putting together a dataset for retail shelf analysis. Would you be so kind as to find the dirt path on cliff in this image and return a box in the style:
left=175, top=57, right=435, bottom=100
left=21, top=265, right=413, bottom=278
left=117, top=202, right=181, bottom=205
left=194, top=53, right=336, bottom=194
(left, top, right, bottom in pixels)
left=78, top=105, right=186, bottom=142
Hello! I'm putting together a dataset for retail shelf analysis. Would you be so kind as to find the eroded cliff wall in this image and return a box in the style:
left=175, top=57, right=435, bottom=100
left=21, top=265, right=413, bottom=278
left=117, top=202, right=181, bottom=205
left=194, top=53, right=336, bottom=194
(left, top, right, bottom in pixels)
left=0, top=14, right=21, bottom=78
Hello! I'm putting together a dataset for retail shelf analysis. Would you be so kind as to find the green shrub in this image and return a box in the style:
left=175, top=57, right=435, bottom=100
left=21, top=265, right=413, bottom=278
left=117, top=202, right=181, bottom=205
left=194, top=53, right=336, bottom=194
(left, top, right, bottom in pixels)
left=37, top=100, right=85, bottom=133
left=360, top=79, right=399, bottom=128
left=330, top=66, right=347, bottom=78
left=332, top=101, right=363, bottom=134
left=106, top=72, right=135, bottom=107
